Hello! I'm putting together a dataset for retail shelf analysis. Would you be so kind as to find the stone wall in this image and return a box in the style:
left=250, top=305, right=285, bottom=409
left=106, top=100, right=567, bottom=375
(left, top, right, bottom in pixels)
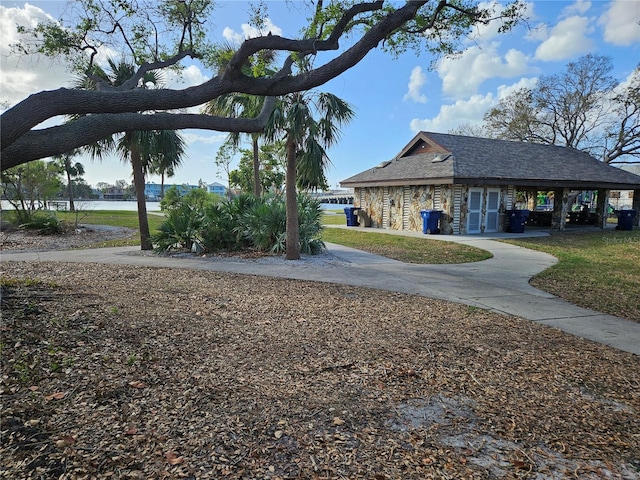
left=355, top=184, right=514, bottom=234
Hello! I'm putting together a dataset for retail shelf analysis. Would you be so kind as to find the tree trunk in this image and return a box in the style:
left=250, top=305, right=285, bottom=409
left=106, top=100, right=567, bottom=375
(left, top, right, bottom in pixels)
left=130, top=142, right=153, bottom=250
left=551, top=188, right=569, bottom=231
left=66, top=170, right=75, bottom=211
left=285, top=138, right=300, bottom=260
left=160, top=172, right=165, bottom=199
left=252, top=136, right=262, bottom=198
left=595, top=189, right=609, bottom=229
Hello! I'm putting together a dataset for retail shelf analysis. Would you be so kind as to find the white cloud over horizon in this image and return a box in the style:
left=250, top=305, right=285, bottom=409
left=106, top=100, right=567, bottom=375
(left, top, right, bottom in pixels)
left=534, top=15, right=594, bottom=61
left=437, top=43, right=530, bottom=98
left=222, top=18, right=283, bottom=44
left=409, top=77, right=539, bottom=133
left=599, top=0, right=640, bottom=46
left=403, top=66, right=428, bottom=103
left=0, top=4, right=75, bottom=108
left=562, top=0, right=591, bottom=16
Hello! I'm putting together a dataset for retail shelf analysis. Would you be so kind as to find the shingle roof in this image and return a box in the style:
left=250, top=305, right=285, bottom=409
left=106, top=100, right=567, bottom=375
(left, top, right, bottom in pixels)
left=341, top=132, right=640, bottom=189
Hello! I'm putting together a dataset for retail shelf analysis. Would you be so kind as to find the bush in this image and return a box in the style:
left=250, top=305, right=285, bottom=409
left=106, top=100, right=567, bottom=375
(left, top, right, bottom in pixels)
left=239, top=194, right=287, bottom=253
left=199, top=198, right=248, bottom=252
left=18, top=213, right=67, bottom=235
left=152, top=191, right=324, bottom=256
left=151, top=204, right=202, bottom=252
left=297, top=194, right=325, bottom=255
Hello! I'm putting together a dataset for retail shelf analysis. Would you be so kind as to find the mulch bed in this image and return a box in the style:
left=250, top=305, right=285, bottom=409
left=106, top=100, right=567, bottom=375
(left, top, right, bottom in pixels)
left=1, top=259, right=639, bottom=479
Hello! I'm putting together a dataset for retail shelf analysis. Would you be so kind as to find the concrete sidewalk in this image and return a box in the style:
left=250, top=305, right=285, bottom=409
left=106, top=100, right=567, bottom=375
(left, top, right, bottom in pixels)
left=2, top=231, right=639, bottom=355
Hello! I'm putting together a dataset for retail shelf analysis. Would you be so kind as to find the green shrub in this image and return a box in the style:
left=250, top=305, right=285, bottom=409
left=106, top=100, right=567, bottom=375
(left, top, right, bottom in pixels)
left=239, top=195, right=287, bottom=253
left=19, top=213, right=67, bottom=235
left=152, top=191, right=324, bottom=256
left=151, top=204, right=203, bottom=252
left=297, top=194, right=325, bottom=255
left=199, top=199, right=247, bottom=252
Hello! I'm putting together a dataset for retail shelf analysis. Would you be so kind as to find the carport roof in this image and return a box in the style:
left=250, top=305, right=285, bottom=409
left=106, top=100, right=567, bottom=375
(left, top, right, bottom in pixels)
left=341, top=132, right=640, bottom=190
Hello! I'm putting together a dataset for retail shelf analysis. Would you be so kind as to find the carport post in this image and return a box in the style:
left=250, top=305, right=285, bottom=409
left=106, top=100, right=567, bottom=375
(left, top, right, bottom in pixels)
left=595, top=188, right=609, bottom=229
left=633, top=189, right=640, bottom=227
left=552, top=188, right=569, bottom=231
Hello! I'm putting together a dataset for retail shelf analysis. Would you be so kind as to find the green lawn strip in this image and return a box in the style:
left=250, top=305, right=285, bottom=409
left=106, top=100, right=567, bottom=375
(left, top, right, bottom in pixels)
left=56, top=210, right=164, bottom=230
left=321, top=227, right=492, bottom=264
left=321, top=212, right=347, bottom=225
left=502, top=230, right=640, bottom=322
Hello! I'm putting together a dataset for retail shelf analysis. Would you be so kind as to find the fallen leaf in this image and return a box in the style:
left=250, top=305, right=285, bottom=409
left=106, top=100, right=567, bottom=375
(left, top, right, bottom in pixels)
left=45, top=392, right=65, bottom=401
left=332, top=417, right=345, bottom=426
left=165, top=451, right=184, bottom=465
left=513, top=459, right=527, bottom=469
left=274, top=430, right=284, bottom=439
left=124, top=427, right=139, bottom=435
left=129, top=381, right=146, bottom=389
left=55, top=435, right=75, bottom=448
left=28, top=386, right=39, bottom=392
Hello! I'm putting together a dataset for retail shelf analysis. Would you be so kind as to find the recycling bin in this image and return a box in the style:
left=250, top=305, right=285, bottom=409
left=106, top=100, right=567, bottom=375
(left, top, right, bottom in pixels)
left=615, top=209, right=637, bottom=231
left=420, top=210, right=442, bottom=234
left=344, top=206, right=360, bottom=226
left=507, top=209, right=530, bottom=233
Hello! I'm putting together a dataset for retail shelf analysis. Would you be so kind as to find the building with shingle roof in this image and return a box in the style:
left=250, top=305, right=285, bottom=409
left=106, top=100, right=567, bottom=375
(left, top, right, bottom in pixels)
left=340, top=132, right=640, bottom=234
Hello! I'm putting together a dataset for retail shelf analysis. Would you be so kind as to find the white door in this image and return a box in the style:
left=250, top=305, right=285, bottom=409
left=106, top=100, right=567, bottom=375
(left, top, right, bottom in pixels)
left=485, top=189, right=500, bottom=232
left=467, top=188, right=483, bottom=233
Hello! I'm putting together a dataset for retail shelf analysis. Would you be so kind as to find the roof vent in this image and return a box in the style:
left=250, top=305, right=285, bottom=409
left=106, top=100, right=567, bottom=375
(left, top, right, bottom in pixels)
left=431, top=153, right=451, bottom=163
left=374, top=160, right=392, bottom=169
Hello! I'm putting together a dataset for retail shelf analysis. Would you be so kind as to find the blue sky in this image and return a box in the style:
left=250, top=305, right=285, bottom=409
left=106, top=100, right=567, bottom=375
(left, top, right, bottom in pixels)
left=1, top=1, right=639, bottom=189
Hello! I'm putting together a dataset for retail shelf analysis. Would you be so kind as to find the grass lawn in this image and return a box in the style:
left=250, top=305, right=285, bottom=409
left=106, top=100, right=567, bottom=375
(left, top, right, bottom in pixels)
left=321, top=227, right=491, bottom=264
left=56, top=210, right=165, bottom=231
left=502, top=229, right=640, bottom=322
left=63, top=210, right=166, bottom=248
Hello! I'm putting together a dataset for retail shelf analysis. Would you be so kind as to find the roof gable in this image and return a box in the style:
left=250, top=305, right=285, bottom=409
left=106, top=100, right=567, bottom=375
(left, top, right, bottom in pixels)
left=397, top=132, right=450, bottom=158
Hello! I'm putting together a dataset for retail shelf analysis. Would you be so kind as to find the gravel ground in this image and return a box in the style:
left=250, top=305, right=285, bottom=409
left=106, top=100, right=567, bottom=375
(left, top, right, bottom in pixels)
left=1, top=228, right=639, bottom=479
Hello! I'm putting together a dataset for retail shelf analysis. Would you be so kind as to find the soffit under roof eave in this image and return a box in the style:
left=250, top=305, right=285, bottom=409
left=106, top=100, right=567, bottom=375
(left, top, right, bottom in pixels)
left=453, top=178, right=640, bottom=189
left=342, top=177, right=640, bottom=190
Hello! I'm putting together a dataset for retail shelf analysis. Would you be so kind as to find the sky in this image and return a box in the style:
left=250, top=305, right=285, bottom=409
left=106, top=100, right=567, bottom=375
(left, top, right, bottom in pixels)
left=1, top=0, right=639, bottom=190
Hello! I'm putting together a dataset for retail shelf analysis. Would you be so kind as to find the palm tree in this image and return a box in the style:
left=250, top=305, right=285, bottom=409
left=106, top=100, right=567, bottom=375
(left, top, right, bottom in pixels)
left=204, top=41, right=276, bottom=198
left=53, top=150, right=85, bottom=211
left=114, top=129, right=185, bottom=250
left=72, top=59, right=186, bottom=250
left=205, top=94, right=265, bottom=197
left=149, top=130, right=186, bottom=198
left=267, top=91, right=354, bottom=260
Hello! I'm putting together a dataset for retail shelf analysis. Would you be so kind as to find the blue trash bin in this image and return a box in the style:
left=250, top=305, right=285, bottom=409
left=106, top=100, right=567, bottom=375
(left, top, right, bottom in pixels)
left=420, top=210, right=442, bottom=234
left=507, top=209, right=530, bottom=233
left=344, top=207, right=360, bottom=227
left=615, top=209, right=637, bottom=231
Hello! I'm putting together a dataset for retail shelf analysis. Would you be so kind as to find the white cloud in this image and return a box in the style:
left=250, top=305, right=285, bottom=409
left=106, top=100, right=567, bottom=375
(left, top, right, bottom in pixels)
left=599, top=0, right=640, bottom=46
left=409, top=77, right=538, bottom=133
left=0, top=4, right=75, bottom=109
left=410, top=94, right=496, bottom=133
left=534, top=16, right=594, bottom=61
left=403, top=66, right=428, bottom=103
left=438, top=43, right=530, bottom=98
left=181, top=132, right=227, bottom=145
left=469, top=1, right=536, bottom=42
left=223, top=18, right=283, bottom=44
left=563, top=0, right=592, bottom=16
left=164, top=65, right=209, bottom=89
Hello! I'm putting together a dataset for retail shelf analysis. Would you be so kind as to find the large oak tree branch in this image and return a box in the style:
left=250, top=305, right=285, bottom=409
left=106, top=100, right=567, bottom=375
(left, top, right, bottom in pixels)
left=2, top=1, right=428, bottom=155
left=1, top=98, right=277, bottom=170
